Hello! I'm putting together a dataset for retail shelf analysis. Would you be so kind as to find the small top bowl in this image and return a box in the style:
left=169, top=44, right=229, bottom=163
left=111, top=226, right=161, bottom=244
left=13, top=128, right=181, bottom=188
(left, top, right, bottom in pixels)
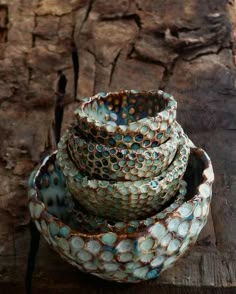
left=75, top=90, right=177, bottom=148
left=28, top=147, right=214, bottom=283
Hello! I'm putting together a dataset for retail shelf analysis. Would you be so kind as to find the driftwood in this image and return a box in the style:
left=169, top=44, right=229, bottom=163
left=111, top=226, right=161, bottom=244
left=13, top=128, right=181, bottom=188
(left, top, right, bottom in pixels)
left=0, top=0, right=235, bottom=293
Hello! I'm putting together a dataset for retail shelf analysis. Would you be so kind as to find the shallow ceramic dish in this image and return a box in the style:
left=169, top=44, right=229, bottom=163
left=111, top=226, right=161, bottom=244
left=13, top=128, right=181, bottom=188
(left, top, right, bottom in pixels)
left=28, top=147, right=214, bottom=283
left=56, top=130, right=190, bottom=221
left=66, top=125, right=179, bottom=181
left=74, top=90, right=177, bottom=148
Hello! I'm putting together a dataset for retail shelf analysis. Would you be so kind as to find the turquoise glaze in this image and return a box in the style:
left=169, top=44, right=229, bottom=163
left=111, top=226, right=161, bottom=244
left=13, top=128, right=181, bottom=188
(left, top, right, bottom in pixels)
left=57, top=124, right=190, bottom=221
left=28, top=89, right=214, bottom=283
left=28, top=148, right=214, bottom=283
left=65, top=122, right=179, bottom=181
left=74, top=90, right=177, bottom=148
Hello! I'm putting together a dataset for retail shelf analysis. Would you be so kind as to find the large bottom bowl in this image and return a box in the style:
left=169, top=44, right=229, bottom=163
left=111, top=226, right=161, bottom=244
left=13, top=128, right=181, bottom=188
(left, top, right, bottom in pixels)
left=28, top=147, right=214, bottom=283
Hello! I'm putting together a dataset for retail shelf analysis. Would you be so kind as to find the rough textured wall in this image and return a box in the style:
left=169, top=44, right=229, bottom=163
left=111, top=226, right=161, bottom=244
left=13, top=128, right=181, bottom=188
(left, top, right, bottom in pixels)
left=0, top=0, right=235, bottom=292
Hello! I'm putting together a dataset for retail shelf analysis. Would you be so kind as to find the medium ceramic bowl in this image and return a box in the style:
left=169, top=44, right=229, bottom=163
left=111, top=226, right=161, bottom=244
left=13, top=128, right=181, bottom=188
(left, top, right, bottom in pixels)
left=56, top=130, right=190, bottom=221
left=28, top=147, right=214, bottom=283
left=74, top=90, right=177, bottom=148
left=66, top=125, right=179, bottom=181
left=69, top=179, right=188, bottom=234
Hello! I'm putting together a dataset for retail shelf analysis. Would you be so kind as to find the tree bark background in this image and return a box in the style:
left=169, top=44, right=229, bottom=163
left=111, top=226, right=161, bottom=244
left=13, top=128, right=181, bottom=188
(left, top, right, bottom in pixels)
left=0, top=0, right=235, bottom=293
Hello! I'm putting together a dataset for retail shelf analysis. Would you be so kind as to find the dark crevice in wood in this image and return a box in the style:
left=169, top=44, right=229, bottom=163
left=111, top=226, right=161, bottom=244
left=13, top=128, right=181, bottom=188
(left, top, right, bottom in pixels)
left=159, top=56, right=178, bottom=91
left=128, top=47, right=167, bottom=70
left=32, top=13, right=37, bottom=48
left=0, top=4, right=8, bottom=43
left=12, top=228, right=17, bottom=278
left=197, top=234, right=213, bottom=247
left=86, top=47, right=108, bottom=67
left=54, top=71, right=67, bottom=144
left=222, top=256, right=234, bottom=284
left=44, top=121, right=59, bottom=158
left=71, top=42, right=79, bottom=100
left=199, top=254, right=204, bottom=285
left=38, top=130, right=55, bottom=162
left=131, top=13, right=142, bottom=29
left=100, top=13, right=142, bottom=29
left=80, top=0, right=94, bottom=32
left=93, top=60, right=97, bottom=95
left=182, top=46, right=231, bottom=61
left=128, top=43, right=172, bottom=90
left=25, top=221, right=40, bottom=294
left=71, top=11, right=79, bottom=100
left=134, top=0, right=142, bottom=12
left=209, top=210, right=217, bottom=247
left=169, top=27, right=200, bottom=38
left=73, top=0, right=94, bottom=99
left=127, top=42, right=136, bottom=58
left=108, top=49, right=122, bottom=87
left=28, top=67, right=33, bottom=84
left=210, top=199, right=221, bottom=249
left=32, top=34, right=36, bottom=48
left=0, top=28, right=7, bottom=43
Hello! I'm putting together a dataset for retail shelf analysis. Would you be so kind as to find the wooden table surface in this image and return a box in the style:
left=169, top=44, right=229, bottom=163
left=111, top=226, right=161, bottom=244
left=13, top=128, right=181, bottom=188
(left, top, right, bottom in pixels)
left=0, top=0, right=235, bottom=293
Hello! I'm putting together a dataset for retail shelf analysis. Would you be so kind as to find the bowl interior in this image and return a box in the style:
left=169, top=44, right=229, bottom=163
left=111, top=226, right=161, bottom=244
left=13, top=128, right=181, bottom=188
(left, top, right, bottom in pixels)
left=83, top=91, right=167, bottom=126
left=183, top=150, right=205, bottom=200
left=34, top=149, right=206, bottom=234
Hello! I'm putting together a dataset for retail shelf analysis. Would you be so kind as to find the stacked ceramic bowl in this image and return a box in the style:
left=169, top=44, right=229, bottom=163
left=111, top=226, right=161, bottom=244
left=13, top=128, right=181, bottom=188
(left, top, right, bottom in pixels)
left=57, top=90, right=191, bottom=221
left=28, top=90, right=214, bottom=283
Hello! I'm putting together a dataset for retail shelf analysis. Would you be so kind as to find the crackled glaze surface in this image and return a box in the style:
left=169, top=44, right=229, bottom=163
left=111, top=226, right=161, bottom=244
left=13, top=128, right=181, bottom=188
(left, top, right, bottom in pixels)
left=28, top=148, right=214, bottom=283
left=74, top=90, right=177, bottom=148
left=56, top=127, right=190, bottom=221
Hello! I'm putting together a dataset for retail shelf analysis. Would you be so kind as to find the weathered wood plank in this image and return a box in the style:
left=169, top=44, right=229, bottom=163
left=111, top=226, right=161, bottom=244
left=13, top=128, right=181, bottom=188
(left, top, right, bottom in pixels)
left=0, top=284, right=236, bottom=294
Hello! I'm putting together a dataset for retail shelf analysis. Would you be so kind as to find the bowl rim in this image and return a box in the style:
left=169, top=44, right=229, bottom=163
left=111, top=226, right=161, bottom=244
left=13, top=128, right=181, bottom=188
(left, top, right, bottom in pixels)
left=74, top=89, right=177, bottom=132
left=57, top=124, right=189, bottom=188
left=68, top=122, right=179, bottom=154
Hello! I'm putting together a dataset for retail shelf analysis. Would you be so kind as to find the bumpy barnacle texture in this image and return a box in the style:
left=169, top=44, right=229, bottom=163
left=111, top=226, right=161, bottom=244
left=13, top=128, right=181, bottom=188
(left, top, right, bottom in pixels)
left=28, top=147, right=214, bottom=283
left=28, top=90, right=214, bottom=283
